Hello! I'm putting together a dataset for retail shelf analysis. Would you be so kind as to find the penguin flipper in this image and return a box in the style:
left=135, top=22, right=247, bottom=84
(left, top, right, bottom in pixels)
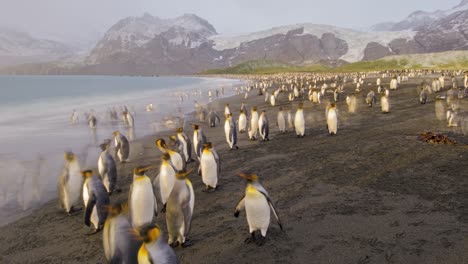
left=234, top=195, right=246, bottom=217
left=260, top=192, right=283, bottom=231
left=84, top=194, right=97, bottom=227
left=152, top=174, right=163, bottom=206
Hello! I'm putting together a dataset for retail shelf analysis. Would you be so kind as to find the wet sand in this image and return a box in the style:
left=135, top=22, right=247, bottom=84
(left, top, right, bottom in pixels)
left=1, top=76, right=468, bottom=264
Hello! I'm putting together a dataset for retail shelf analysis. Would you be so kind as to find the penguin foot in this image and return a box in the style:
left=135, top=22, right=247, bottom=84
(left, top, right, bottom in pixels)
left=255, top=236, right=266, bottom=246
left=181, top=239, right=194, bottom=248
left=235, top=146, right=239, bottom=149
left=170, top=241, right=180, bottom=248
left=244, top=236, right=255, bottom=244
left=86, top=228, right=102, bottom=236
left=67, top=207, right=82, bottom=216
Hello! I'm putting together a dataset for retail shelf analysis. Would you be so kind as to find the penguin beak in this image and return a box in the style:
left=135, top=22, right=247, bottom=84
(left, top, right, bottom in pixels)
left=238, top=173, right=252, bottom=180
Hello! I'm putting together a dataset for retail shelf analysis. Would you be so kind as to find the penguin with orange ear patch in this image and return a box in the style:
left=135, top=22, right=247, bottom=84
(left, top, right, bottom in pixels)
left=234, top=173, right=283, bottom=246
left=103, top=203, right=141, bottom=263
left=166, top=169, right=195, bottom=247
left=136, top=224, right=178, bottom=263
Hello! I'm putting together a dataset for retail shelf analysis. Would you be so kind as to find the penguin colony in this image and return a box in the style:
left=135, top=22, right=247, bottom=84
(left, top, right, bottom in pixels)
left=58, top=69, right=467, bottom=263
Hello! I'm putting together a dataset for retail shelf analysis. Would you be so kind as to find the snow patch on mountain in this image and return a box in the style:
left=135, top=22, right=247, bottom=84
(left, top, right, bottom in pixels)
left=210, top=24, right=415, bottom=62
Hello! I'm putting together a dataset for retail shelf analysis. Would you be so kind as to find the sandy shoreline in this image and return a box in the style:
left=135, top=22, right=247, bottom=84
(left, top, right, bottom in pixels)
left=1, top=75, right=468, bottom=263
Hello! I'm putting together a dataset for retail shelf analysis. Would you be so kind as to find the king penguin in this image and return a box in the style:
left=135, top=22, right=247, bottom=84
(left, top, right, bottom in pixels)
left=136, top=224, right=179, bottom=264
left=129, top=167, right=158, bottom=228
left=258, top=110, right=270, bottom=141
left=234, top=173, right=283, bottom=246
left=270, top=94, right=276, bottom=107
left=225, top=114, right=238, bottom=150
left=58, top=152, right=82, bottom=215
left=103, top=203, right=141, bottom=264
left=192, top=124, right=207, bottom=161
left=98, top=141, right=119, bottom=195
left=199, top=142, right=220, bottom=192
left=366, top=90, right=376, bottom=107
left=88, top=113, right=97, bottom=128
left=82, top=170, right=109, bottom=235
left=207, top=110, right=220, bottom=127
left=326, top=103, right=338, bottom=135
left=294, top=103, right=305, bottom=138
left=112, top=130, right=130, bottom=163
left=156, top=139, right=185, bottom=171
left=420, top=85, right=428, bottom=104
left=381, top=93, right=390, bottom=113
left=277, top=107, right=286, bottom=133
left=153, top=153, right=177, bottom=207
left=166, top=169, right=195, bottom=247
left=238, top=110, right=248, bottom=133
left=176, top=127, right=193, bottom=163
left=224, top=104, right=231, bottom=117
left=249, top=107, right=259, bottom=140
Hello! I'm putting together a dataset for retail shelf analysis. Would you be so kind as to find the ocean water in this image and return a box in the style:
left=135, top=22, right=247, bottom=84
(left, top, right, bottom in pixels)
left=0, top=75, right=242, bottom=225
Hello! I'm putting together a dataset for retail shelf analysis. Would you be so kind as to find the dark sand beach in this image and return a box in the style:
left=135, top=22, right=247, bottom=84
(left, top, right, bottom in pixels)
left=1, top=76, right=468, bottom=264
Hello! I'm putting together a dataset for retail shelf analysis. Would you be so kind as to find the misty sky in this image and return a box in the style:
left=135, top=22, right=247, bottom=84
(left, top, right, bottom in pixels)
left=0, top=0, right=461, bottom=44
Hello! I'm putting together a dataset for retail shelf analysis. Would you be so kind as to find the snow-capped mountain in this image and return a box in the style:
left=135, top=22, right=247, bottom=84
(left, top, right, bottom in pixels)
left=86, top=13, right=217, bottom=64
left=0, top=27, right=74, bottom=67
left=2, top=3, right=467, bottom=75
left=371, top=0, right=468, bottom=31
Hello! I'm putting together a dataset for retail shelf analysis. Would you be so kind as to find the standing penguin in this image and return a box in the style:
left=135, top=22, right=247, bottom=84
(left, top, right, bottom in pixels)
left=270, top=94, right=276, bottom=107
left=103, top=203, right=141, bottom=264
left=156, top=139, right=185, bottom=171
left=129, top=167, right=158, bottom=228
left=225, top=114, right=238, bottom=150
left=249, top=107, right=259, bottom=140
left=82, top=170, right=109, bottom=235
left=199, top=142, right=220, bottom=192
left=381, top=93, right=390, bottom=113
left=58, top=152, right=82, bottom=215
left=207, top=110, right=220, bottom=127
left=136, top=224, right=179, bottom=264
left=420, top=85, right=428, bottom=104
left=88, top=113, right=97, bottom=128
left=224, top=104, right=231, bottom=117
left=176, top=127, right=193, bottom=163
left=234, top=173, right=283, bottom=246
left=287, top=110, right=294, bottom=131
left=166, top=169, right=195, bottom=247
left=277, top=107, right=286, bottom=133
left=238, top=110, right=248, bottom=133
left=98, top=141, right=119, bottom=195
left=153, top=154, right=177, bottom=207
left=294, top=103, right=305, bottom=138
left=258, top=110, right=270, bottom=141
left=241, top=102, right=249, bottom=118
left=326, top=103, right=338, bottom=135
left=112, top=131, right=130, bottom=163
left=366, top=90, right=376, bottom=107
left=192, top=124, right=207, bottom=161
left=70, top=110, right=79, bottom=124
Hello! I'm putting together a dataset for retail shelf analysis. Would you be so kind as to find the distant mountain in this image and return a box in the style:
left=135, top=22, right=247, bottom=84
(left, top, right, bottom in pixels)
left=0, top=27, right=75, bottom=67
left=2, top=2, right=468, bottom=75
left=370, top=0, right=468, bottom=31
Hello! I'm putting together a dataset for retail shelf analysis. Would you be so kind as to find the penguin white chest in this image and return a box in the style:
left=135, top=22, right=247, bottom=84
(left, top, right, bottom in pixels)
left=245, top=191, right=270, bottom=235
left=239, top=114, right=247, bottom=132
left=327, top=109, right=338, bottom=134
left=170, top=152, right=183, bottom=171
left=295, top=110, right=305, bottom=135
left=131, top=179, right=155, bottom=228
left=159, top=165, right=176, bottom=204
left=178, top=134, right=188, bottom=161
left=224, top=121, right=231, bottom=143
left=200, top=152, right=218, bottom=187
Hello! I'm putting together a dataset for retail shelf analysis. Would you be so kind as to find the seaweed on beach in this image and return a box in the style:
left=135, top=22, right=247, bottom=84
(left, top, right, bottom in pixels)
left=418, top=132, right=457, bottom=145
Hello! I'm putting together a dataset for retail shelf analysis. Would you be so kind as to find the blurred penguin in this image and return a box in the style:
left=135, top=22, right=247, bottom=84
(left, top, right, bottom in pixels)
left=225, top=114, right=239, bottom=150
left=277, top=107, right=286, bottom=133
left=58, top=152, right=82, bottom=215
left=112, top=131, right=130, bottom=163
left=199, top=142, right=220, bottom=192
left=258, top=110, right=270, bottom=141
left=103, top=203, right=141, bottom=264
left=98, top=141, right=119, bottom=195
left=136, top=224, right=178, bottom=264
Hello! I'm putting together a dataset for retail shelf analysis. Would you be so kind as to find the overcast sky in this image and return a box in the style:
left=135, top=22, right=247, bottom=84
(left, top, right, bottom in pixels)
left=0, top=0, right=461, bottom=44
